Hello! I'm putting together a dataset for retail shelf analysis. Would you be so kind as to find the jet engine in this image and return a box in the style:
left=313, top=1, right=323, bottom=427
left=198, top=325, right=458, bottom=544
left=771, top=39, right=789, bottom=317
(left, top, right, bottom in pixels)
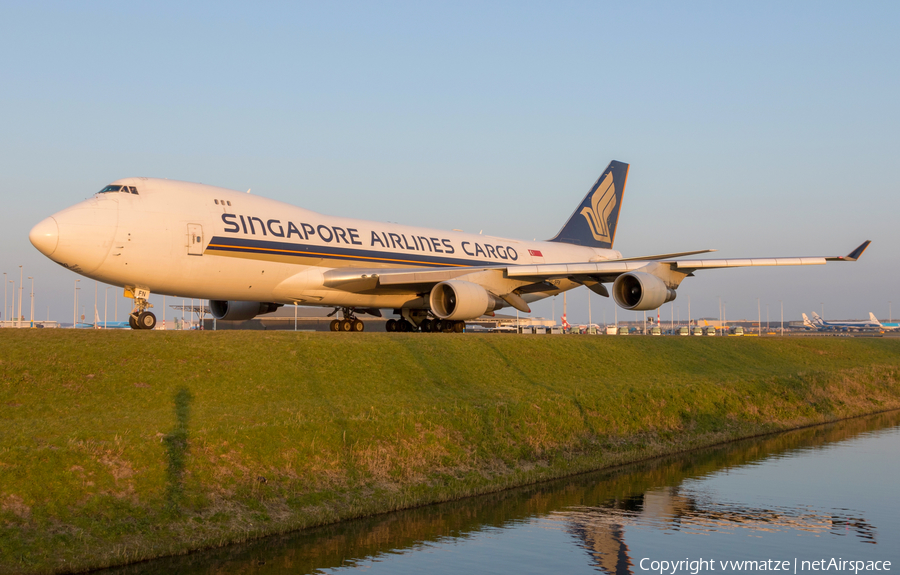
left=429, top=280, right=501, bottom=320
left=612, top=272, right=676, bottom=310
left=209, top=300, right=282, bottom=321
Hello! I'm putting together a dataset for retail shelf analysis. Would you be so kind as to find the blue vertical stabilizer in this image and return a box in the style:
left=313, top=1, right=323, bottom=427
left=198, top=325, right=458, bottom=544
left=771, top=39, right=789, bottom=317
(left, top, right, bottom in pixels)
left=547, top=160, right=629, bottom=249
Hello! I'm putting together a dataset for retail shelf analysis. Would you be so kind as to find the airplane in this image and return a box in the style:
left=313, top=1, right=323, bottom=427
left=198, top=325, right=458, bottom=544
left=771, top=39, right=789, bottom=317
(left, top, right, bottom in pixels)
left=28, top=161, right=871, bottom=332
left=809, top=311, right=883, bottom=332
left=96, top=321, right=134, bottom=329
left=801, top=313, right=816, bottom=330
left=72, top=307, right=133, bottom=329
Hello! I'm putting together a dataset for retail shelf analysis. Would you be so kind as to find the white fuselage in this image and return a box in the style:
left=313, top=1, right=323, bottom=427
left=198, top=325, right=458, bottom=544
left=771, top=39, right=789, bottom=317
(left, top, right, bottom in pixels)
left=32, top=178, right=621, bottom=310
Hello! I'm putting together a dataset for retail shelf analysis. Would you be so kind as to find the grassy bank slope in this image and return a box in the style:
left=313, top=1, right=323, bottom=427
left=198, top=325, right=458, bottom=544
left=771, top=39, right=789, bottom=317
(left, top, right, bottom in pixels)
left=2, top=332, right=899, bottom=574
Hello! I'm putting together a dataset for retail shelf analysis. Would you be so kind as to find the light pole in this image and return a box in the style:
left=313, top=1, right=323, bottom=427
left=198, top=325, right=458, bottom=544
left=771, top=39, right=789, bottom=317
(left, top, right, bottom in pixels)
left=757, top=298, right=761, bottom=336
left=718, top=296, right=722, bottom=336
left=94, top=281, right=99, bottom=329
left=780, top=300, right=784, bottom=336
left=890, top=302, right=892, bottom=323
left=587, top=290, right=592, bottom=333
left=28, top=277, right=34, bottom=328
left=105, top=285, right=115, bottom=328
left=2, top=272, right=6, bottom=325
left=9, top=279, right=15, bottom=327
left=820, top=302, right=824, bottom=320
left=18, top=265, right=23, bottom=328
left=73, top=279, right=80, bottom=327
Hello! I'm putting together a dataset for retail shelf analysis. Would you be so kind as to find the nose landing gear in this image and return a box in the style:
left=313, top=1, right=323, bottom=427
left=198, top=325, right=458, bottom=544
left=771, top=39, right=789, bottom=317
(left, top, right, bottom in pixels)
left=128, top=287, right=156, bottom=330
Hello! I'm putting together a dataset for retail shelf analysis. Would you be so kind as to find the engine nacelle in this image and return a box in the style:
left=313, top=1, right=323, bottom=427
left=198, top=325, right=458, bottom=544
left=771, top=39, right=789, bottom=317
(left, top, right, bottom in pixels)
left=429, top=280, right=500, bottom=320
left=612, top=272, right=676, bottom=311
left=209, top=300, right=282, bottom=321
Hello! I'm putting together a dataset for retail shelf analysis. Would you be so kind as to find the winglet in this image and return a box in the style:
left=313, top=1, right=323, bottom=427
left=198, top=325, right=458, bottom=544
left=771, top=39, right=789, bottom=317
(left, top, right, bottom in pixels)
left=826, top=240, right=871, bottom=262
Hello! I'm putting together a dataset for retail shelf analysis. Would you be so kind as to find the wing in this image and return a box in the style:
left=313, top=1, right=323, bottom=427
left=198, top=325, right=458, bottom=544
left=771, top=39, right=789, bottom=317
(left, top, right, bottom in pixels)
left=300, top=240, right=870, bottom=312
left=668, top=240, right=870, bottom=272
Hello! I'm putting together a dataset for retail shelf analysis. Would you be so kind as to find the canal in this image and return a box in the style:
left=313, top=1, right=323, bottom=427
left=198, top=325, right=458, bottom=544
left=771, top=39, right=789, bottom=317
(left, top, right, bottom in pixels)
left=101, top=411, right=900, bottom=574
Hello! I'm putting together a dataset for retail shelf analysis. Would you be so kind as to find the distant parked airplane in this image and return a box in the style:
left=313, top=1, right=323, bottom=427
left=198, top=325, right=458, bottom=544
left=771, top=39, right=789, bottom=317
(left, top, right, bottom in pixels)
left=809, top=311, right=883, bottom=331
left=97, top=321, right=134, bottom=329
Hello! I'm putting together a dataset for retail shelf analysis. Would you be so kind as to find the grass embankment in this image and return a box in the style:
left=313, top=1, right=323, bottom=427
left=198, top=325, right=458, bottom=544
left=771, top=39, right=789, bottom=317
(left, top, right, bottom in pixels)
left=1, top=332, right=899, bottom=574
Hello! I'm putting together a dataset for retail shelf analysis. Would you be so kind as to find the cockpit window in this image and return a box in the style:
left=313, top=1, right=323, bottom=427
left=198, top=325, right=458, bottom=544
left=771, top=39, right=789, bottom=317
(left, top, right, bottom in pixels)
left=97, top=184, right=139, bottom=195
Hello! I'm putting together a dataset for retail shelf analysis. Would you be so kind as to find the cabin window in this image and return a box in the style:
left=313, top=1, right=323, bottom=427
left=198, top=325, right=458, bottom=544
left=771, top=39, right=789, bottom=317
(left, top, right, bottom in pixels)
left=214, top=199, right=219, bottom=205
left=98, top=185, right=122, bottom=193
left=226, top=200, right=231, bottom=206
left=129, top=186, right=138, bottom=194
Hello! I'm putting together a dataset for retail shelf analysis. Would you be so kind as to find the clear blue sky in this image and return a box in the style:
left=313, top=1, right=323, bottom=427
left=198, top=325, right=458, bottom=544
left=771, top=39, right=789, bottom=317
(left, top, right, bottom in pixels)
left=2, top=1, right=898, bottom=325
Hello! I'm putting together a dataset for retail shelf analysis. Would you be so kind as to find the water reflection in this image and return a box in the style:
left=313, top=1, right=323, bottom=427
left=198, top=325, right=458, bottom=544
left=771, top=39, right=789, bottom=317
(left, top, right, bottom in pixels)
left=100, top=411, right=900, bottom=574
left=564, top=486, right=877, bottom=575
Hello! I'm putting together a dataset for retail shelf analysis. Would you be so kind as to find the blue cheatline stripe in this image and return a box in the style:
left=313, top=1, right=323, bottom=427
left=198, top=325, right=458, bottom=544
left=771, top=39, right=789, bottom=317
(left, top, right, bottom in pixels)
left=204, top=236, right=503, bottom=268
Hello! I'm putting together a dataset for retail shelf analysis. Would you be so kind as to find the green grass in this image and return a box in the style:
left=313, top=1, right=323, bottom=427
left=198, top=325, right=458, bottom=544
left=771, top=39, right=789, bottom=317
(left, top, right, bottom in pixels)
left=2, top=331, right=900, bottom=574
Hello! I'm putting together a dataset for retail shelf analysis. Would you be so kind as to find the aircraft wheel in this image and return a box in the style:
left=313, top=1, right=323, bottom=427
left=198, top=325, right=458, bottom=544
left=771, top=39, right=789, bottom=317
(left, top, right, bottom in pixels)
left=330, top=319, right=340, bottom=331
left=138, top=312, right=157, bottom=330
left=340, top=319, right=353, bottom=332
left=453, top=321, right=465, bottom=333
left=420, top=319, right=433, bottom=332
left=386, top=319, right=396, bottom=332
left=128, top=314, right=139, bottom=330
left=400, top=320, right=412, bottom=332
left=352, top=319, right=364, bottom=332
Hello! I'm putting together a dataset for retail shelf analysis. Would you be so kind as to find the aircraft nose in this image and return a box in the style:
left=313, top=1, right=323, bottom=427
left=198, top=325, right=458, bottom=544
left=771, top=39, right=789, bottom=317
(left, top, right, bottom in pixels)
left=29, top=217, right=59, bottom=256
left=31, top=201, right=118, bottom=274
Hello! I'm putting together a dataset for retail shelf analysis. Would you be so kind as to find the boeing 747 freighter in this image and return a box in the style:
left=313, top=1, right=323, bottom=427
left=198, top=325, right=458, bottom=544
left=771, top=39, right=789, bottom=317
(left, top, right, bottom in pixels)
left=28, top=161, right=870, bottom=331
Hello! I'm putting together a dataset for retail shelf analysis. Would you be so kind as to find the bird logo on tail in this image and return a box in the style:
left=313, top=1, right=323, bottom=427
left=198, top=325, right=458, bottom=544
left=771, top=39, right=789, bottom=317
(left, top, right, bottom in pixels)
left=579, top=171, right=617, bottom=243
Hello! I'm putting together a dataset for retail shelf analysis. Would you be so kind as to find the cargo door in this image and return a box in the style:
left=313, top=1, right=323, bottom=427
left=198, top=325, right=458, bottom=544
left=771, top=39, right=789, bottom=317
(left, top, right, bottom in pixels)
left=187, top=224, right=204, bottom=256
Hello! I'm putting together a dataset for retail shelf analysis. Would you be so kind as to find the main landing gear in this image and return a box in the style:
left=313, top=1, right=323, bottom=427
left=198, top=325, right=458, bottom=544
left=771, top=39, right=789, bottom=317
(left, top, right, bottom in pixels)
left=386, top=318, right=464, bottom=333
left=329, top=307, right=365, bottom=332
left=386, top=308, right=465, bottom=333
left=128, top=288, right=156, bottom=330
